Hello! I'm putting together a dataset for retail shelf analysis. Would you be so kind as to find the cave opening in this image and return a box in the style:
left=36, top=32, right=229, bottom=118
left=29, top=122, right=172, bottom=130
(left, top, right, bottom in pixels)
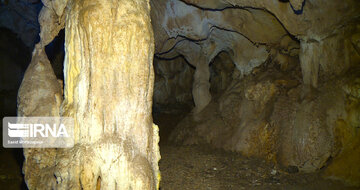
left=0, top=0, right=360, bottom=189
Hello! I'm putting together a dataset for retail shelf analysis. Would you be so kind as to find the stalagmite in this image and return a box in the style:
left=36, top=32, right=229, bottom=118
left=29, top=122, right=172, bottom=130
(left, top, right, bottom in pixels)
left=18, top=43, right=63, bottom=190
left=6, top=0, right=359, bottom=188
left=192, top=56, right=211, bottom=114
left=17, top=0, right=160, bottom=189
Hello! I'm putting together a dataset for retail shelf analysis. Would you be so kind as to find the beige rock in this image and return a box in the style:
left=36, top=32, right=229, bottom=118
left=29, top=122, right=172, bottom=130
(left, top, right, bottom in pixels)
left=181, top=0, right=360, bottom=38
left=192, top=56, right=211, bottom=114
left=324, top=77, right=360, bottom=186
left=289, top=0, right=304, bottom=11
left=13, top=0, right=360, bottom=188
left=18, top=44, right=63, bottom=190
left=38, top=4, right=65, bottom=46
left=170, top=69, right=280, bottom=159
left=19, top=0, right=160, bottom=189
left=18, top=44, right=63, bottom=118
left=300, top=27, right=360, bottom=88
left=170, top=56, right=358, bottom=183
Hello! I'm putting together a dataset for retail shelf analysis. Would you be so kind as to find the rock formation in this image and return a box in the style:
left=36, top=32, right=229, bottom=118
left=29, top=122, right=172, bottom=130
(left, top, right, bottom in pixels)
left=17, top=0, right=160, bottom=189
left=150, top=0, right=360, bottom=186
left=9, top=0, right=360, bottom=188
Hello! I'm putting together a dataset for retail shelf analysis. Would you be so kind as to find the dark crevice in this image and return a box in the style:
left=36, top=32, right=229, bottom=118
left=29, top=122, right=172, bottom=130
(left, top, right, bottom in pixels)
left=179, top=0, right=267, bottom=12
left=44, top=29, right=65, bottom=81
left=290, top=0, right=306, bottom=15
left=96, top=176, right=101, bottom=190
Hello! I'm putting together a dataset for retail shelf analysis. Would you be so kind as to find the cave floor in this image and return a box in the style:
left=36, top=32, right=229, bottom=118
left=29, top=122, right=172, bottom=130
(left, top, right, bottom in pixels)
left=155, top=113, right=357, bottom=190
left=0, top=141, right=356, bottom=190
left=159, top=144, right=357, bottom=190
left=0, top=112, right=357, bottom=190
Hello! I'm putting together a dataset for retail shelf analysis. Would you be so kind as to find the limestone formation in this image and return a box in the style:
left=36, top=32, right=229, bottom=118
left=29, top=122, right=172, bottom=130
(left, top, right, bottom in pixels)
left=324, top=74, right=360, bottom=186
left=149, top=2, right=360, bottom=185
left=18, top=0, right=160, bottom=189
left=190, top=55, right=210, bottom=114
left=9, top=0, right=360, bottom=188
left=169, top=54, right=360, bottom=183
left=180, top=0, right=360, bottom=37
left=151, top=0, right=277, bottom=113
left=18, top=44, right=63, bottom=190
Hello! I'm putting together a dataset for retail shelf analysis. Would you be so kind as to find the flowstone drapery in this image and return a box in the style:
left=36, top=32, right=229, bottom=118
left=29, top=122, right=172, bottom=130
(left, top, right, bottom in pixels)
left=17, top=0, right=160, bottom=189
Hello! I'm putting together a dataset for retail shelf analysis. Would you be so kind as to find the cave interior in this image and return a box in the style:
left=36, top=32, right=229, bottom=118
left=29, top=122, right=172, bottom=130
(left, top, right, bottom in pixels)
left=0, top=0, right=360, bottom=189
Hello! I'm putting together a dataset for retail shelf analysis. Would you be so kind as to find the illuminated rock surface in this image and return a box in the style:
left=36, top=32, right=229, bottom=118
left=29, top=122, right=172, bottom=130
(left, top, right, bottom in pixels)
left=17, top=0, right=160, bottom=189
left=6, top=0, right=360, bottom=188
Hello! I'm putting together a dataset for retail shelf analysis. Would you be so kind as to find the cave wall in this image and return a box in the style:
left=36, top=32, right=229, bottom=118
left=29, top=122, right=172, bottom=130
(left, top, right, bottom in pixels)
left=153, top=56, right=194, bottom=113
left=0, top=0, right=42, bottom=48
left=0, top=28, right=31, bottom=117
left=169, top=49, right=360, bottom=186
left=150, top=0, right=360, bottom=186
left=151, top=0, right=301, bottom=113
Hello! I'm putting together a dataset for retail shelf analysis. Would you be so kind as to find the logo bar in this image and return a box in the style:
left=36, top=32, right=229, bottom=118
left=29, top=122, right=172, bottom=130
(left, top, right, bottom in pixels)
left=3, top=117, right=74, bottom=148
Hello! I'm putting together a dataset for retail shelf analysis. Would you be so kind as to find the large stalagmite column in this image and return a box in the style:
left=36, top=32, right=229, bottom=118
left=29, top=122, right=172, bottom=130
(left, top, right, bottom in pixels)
left=18, top=0, right=160, bottom=189
left=59, top=0, right=160, bottom=189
